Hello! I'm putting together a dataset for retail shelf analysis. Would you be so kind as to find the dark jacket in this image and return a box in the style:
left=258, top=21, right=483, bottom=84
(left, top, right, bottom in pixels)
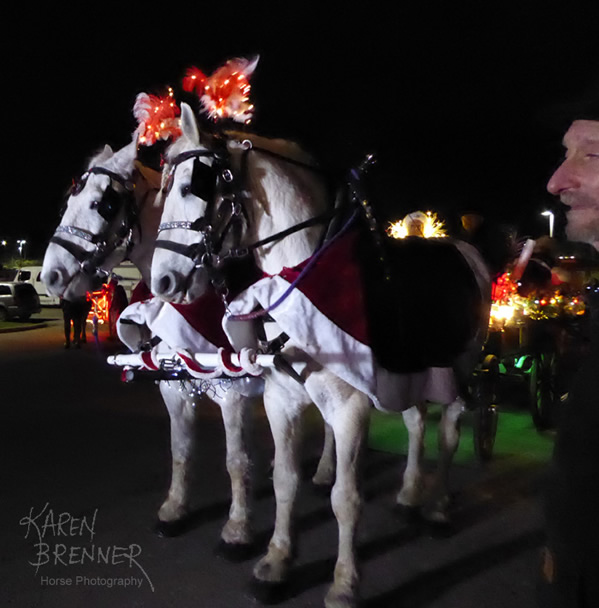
left=540, top=280, right=599, bottom=607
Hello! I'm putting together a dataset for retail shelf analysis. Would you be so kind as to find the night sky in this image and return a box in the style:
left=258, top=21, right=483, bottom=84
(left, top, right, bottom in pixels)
left=5, top=4, right=599, bottom=258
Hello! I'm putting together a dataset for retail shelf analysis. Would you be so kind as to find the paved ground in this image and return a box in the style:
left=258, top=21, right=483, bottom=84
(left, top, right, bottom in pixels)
left=1, top=310, right=555, bottom=607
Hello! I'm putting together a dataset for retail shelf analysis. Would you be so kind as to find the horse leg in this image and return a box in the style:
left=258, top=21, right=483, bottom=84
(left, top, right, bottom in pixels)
left=156, top=381, right=196, bottom=529
left=253, top=376, right=309, bottom=584
left=396, top=403, right=428, bottom=510
left=318, top=386, right=370, bottom=608
left=422, top=397, right=464, bottom=523
left=218, top=390, right=254, bottom=547
left=312, top=421, right=336, bottom=487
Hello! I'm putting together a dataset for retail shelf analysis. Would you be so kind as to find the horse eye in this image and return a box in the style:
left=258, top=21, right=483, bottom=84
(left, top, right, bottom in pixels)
left=180, top=184, right=192, bottom=197
left=90, top=201, right=100, bottom=210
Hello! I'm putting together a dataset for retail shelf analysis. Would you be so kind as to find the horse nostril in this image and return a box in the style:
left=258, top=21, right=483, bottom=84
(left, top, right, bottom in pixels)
left=46, top=270, right=61, bottom=287
left=41, top=267, right=70, bottom=297
left=154, top=271, right=182, bottom=299
left=158, top=274, right=172, bottom=295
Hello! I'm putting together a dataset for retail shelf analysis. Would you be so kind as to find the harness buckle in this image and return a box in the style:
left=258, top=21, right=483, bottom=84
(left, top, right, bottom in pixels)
left=222, top=169, right=234, bottom=183
left=200, top=252, right=221, bottom=268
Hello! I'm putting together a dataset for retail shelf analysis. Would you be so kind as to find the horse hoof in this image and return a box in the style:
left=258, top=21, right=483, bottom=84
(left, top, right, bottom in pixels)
left=249, top=577, right=288, bottom=605
left=153, top=518, right=189, bottom=538
left=216, top=540, right=255, bottom=562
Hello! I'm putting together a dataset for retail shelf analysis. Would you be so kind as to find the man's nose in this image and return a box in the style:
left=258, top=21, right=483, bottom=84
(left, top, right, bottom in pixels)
left=547, top=160, right=579, bottom=195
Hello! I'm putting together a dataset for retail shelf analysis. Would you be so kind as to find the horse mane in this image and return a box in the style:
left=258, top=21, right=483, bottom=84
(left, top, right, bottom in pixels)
left=224, top=129, right=319, bottom=167
left=164, top=127, right=319, bottom=169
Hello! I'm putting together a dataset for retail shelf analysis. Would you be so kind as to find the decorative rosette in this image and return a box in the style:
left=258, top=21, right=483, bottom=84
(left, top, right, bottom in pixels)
left=182, top=56, right=259, bottom=124
left=134, top=88, right=182, bottom=146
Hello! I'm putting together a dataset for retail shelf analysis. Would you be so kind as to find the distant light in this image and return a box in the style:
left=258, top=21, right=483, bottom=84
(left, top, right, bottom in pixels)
left=541, top=210, right=554, bottom=237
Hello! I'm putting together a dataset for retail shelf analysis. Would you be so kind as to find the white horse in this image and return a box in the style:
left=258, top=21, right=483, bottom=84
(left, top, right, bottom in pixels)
left=151, top=103, right=491, bottom=608
left=40, top=136, right=311, bottom=548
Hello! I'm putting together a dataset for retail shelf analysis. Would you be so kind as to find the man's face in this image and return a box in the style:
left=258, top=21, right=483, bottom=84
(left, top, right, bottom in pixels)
left=547, top=120, right=599, bottom=249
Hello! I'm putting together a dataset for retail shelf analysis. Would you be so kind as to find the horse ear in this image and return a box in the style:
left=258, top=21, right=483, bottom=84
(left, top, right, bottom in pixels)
left=112, top=140, right=138, bottom=176
left=180, top=102, right=200, bottom=146
left=244, top=55, right=260, bottom=78
left=88, top=144, right=114, bottom=168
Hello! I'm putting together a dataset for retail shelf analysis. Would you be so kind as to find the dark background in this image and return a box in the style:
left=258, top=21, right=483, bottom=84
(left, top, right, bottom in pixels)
left=4, top=3, right=599, bottom=258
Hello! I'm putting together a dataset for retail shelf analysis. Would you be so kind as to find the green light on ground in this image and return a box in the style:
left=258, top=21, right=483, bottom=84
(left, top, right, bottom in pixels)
left=367, top=404, right=554, bottom=465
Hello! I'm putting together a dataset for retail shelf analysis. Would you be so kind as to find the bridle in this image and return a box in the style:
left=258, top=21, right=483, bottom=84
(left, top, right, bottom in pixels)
left=154, top=137, right=340, bottom=302
left=50, top=166, right=140, bottom=280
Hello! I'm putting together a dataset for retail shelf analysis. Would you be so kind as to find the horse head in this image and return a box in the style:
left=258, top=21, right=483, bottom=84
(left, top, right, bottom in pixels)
left=41, top=138, right=162, bottom=300
left=151, top=103, right=235, bottom=303
left=152, top=97, right=335, bottom=305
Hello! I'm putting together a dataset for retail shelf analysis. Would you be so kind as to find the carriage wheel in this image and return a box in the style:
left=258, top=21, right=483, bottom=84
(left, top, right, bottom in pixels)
left=471, top=355, right=500, bottom=462
left=529, top=352, right=557, bottom=430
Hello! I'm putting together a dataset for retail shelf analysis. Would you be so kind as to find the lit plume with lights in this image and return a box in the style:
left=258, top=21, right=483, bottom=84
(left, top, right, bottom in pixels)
left=387, top=211, right=448, bottom=239
left=134, top=88, right=181, bottom=146
left=182, top=56, right=259, bottom=124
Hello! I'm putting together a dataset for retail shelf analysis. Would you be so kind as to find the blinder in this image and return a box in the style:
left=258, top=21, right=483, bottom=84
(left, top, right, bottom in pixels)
left=51, top=165, right=139, bottom=278
left=191, top=157, right=217, bottom=202
left=92, top=184, right=124, bottom=222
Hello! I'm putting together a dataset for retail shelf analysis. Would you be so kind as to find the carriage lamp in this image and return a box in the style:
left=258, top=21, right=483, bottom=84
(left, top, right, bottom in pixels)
left=387, top=211, right=447, bottom=239
left=541, top=210, right=554, bottom=238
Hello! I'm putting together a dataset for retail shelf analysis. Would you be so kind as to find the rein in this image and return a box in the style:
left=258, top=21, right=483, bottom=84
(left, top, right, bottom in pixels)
left=155, top=139, right=333, bottom=264
left=154, top=138, right=337, bottom=305
left=227, top=207, right=360, bottom=322
left=156, top=135, right=377, bottom=314
left=225, top=153, right=378, bottom=321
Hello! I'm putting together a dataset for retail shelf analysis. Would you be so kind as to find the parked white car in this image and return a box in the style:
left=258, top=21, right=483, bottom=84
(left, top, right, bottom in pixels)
left=15, top=262, right=142, bottom=307
left=0, top=282, right=41, bottom=321
left=15, top=266, right=60, bottom=306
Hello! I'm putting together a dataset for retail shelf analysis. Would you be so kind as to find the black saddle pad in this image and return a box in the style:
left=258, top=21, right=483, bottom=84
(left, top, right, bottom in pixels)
left=359, top=233, right=484, bottom=372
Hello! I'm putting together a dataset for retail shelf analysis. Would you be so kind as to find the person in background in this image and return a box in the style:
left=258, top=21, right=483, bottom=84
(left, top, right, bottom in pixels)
left=538, top=95, right=599, bottom=607
left=79, top=294, right=92, bottom=343
left=61, top=295, right=89, bottom=349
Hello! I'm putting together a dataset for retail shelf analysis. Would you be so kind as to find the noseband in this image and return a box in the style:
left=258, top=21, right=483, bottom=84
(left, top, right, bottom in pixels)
left=154, top=146, right=246, bottom=277
left=50, top=166, right=138, bottom=278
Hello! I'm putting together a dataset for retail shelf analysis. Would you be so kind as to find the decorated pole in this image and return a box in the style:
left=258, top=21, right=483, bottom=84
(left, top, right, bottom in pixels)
left=106, top=346, right=306, bottom=382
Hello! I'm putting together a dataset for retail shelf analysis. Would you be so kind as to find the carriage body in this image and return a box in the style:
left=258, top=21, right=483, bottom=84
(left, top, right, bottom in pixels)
left=470, top=277, right=589, bottom=459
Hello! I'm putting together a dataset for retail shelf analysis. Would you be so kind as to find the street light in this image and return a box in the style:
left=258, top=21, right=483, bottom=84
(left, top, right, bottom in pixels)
left=17, top=239, right=27, bottom=258
left=541, top=210, right=554, bottom=238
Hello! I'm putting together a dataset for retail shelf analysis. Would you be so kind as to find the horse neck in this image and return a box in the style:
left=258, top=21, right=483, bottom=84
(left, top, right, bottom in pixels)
left=241, top=151, right=330, bottom=275
left=126, top=169, right=162, bottom=287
